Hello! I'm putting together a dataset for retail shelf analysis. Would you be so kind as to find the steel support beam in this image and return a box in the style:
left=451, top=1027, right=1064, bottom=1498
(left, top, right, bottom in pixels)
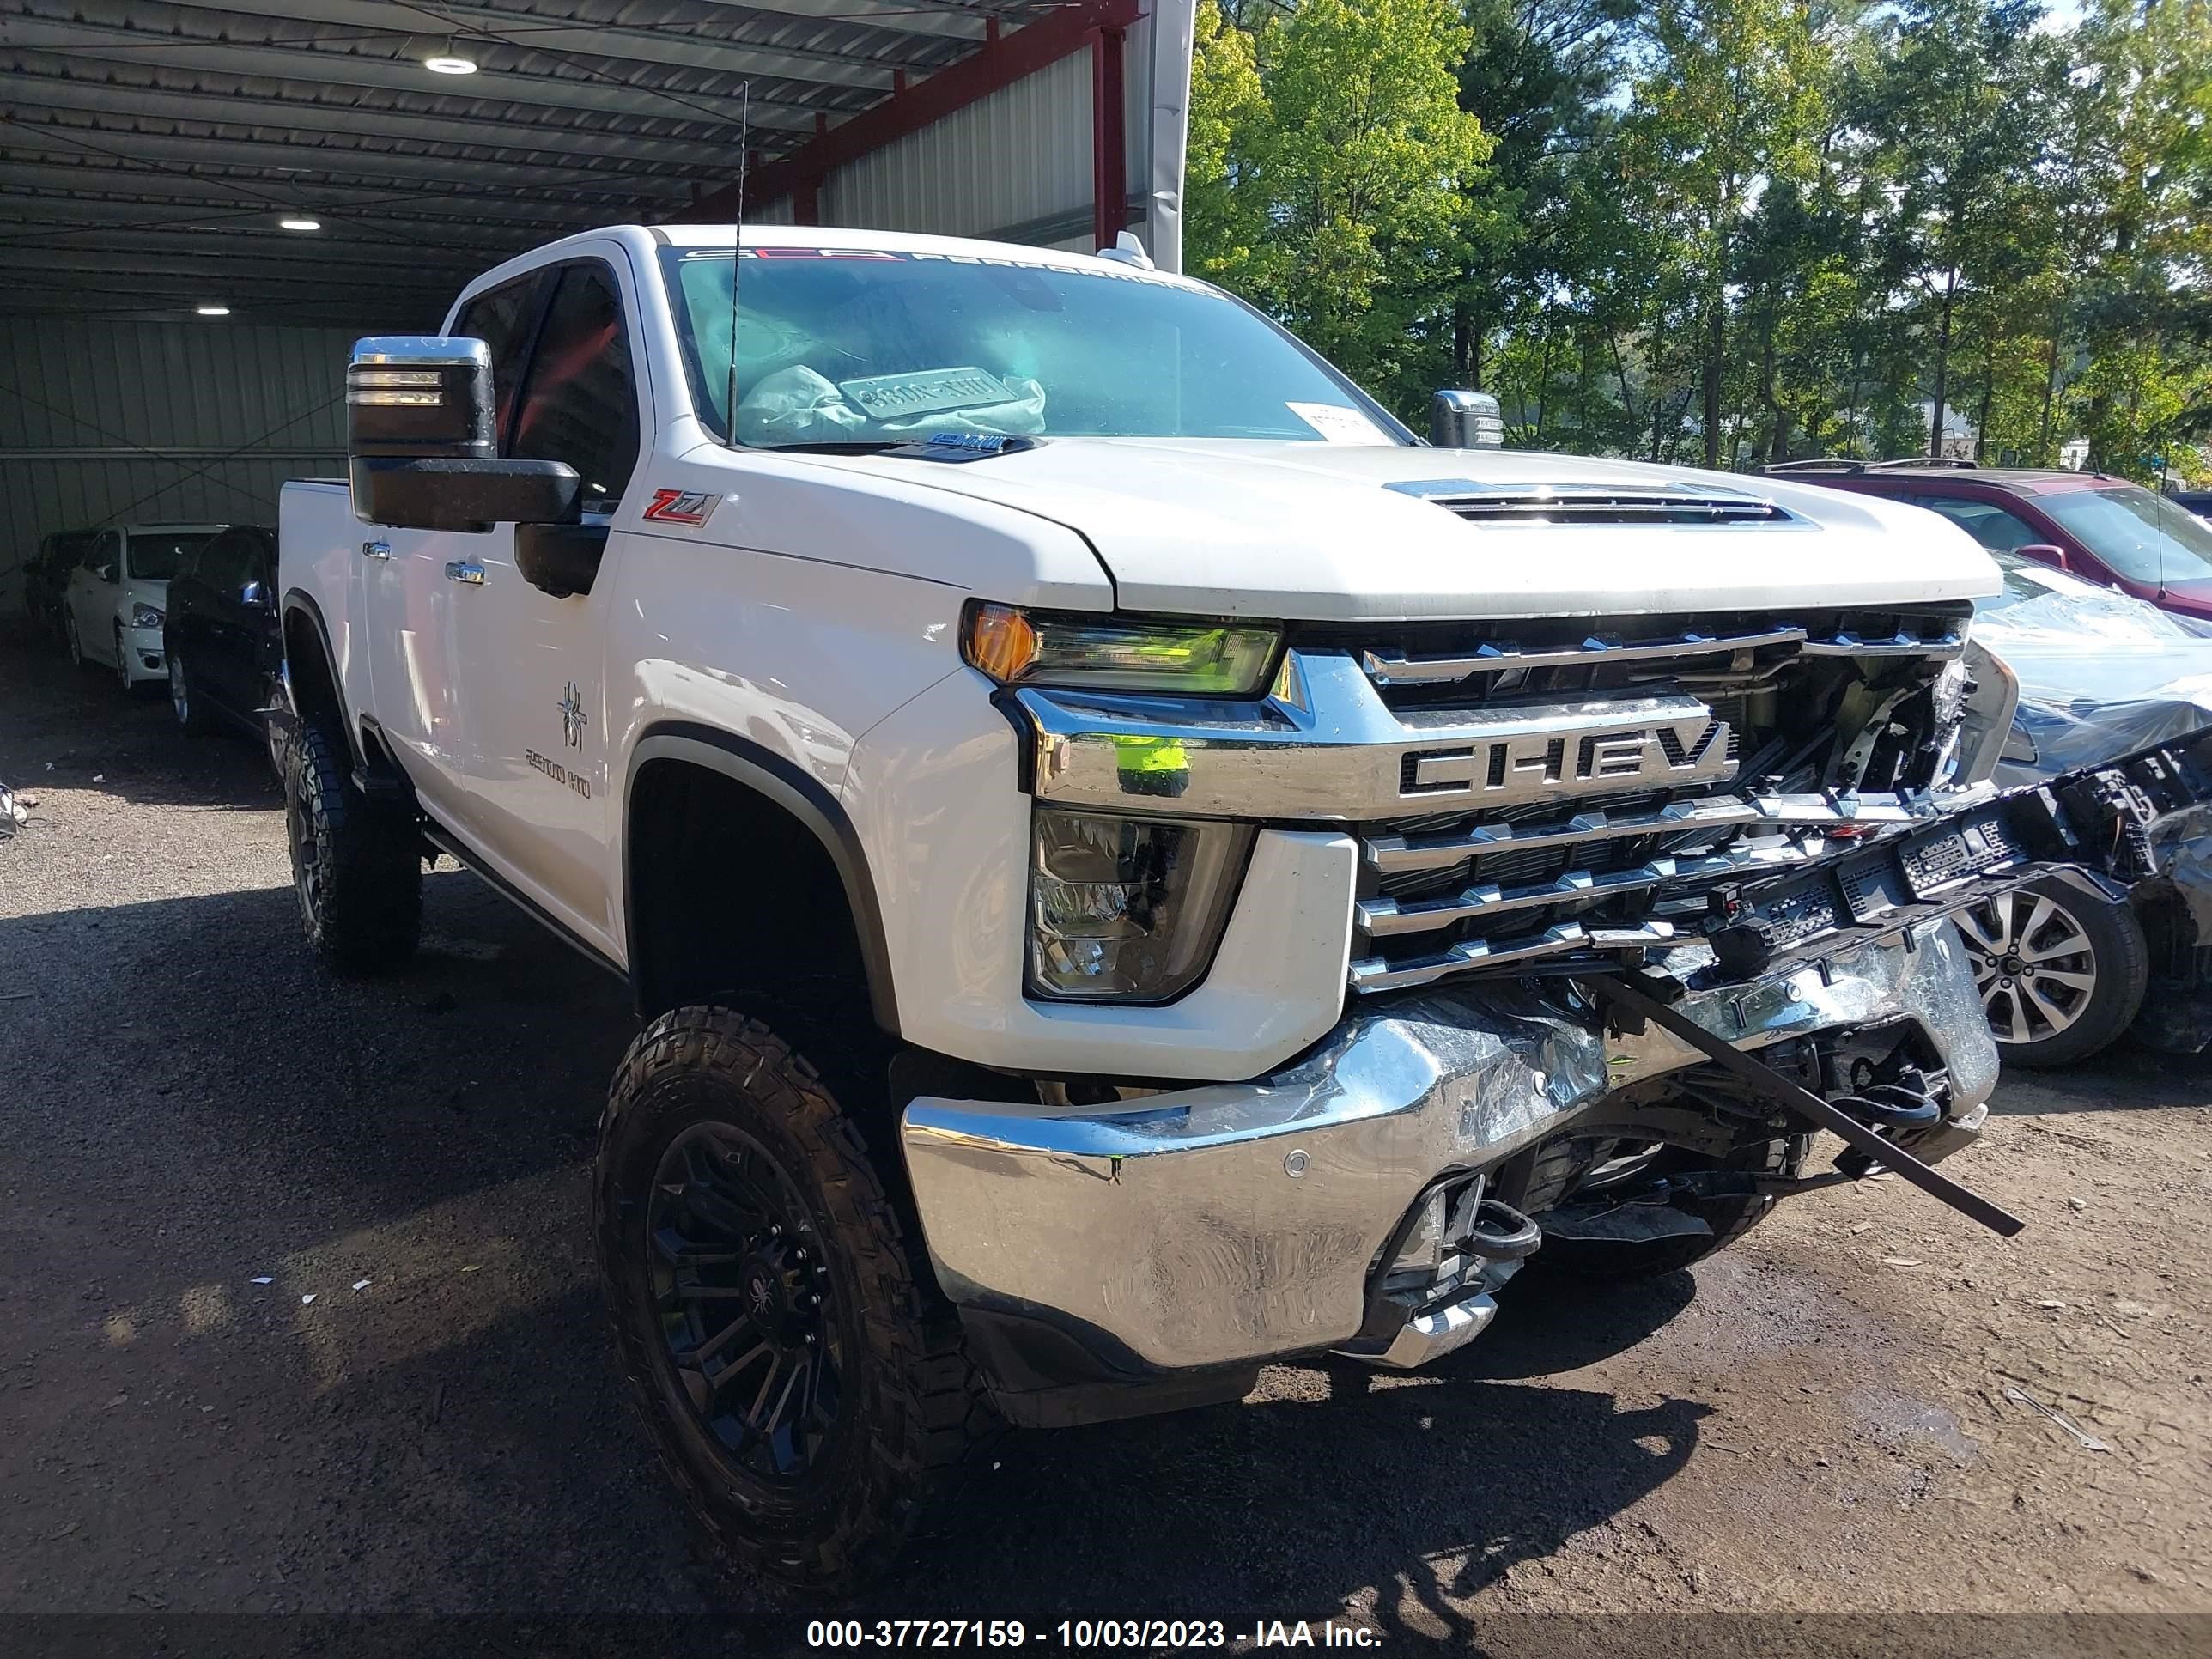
left=0, top=15, right=820, bottom=131
left=6, top=63, right=753, bottom=169
left=1091, top=22, right=1127, bottom=253
left=695, top=0, right=1143, bottom=220
left=143, top=0, right=911, bottom=88
left=0, top=162, right=600, bottom=228
left=0, top=120, right=691, bottom=201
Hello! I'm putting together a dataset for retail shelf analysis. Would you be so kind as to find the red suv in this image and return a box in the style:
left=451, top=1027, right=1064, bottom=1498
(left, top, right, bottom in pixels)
left=1765, top=459, right=2212, bottom=624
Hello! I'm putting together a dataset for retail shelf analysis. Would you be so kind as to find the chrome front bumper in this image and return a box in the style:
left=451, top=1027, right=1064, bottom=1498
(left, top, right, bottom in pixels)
left=901, top=920, right=1996, bottom=1377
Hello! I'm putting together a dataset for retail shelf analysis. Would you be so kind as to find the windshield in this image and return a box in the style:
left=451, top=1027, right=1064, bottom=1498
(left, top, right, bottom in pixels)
left=660, top=246, right=1407, bottom=449
left=125, top=532, right=216, bottom=582
left=2040, top=486, right=2212, bottom=586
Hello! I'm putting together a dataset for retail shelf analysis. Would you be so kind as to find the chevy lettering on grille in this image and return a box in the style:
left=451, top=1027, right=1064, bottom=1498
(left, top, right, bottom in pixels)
left=1400, top=701, right=1735, bottom=805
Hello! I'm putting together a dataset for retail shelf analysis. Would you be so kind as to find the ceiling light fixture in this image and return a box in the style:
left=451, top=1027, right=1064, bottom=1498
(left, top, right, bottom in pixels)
left=196, top=305, right=231, bottom=317
left=422, top=42, right=477, bottom=74
left=279, top=216, right=323, bottom=232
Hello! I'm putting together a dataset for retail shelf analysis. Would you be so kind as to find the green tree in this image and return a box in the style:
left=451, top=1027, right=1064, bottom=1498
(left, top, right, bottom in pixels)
left=1625, top=0, right=1829, bottom=466
left=1185, top=0, right=1498, bottom=412
left=1851, top=0, right=2063, bottom=458
left=2056, top=0, right=2212, bottom=476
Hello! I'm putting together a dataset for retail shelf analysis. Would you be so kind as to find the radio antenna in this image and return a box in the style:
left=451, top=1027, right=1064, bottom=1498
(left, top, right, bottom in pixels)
left=725, top=81, right=750, bottom=448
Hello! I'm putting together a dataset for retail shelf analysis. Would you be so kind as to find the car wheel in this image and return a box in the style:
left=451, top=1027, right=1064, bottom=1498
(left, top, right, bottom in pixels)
left=170, top=653, right=215, bottom=734
left=1955, top=878, right=2148, bottom=1067
left=66, top=613, right=86, bottom=670
left=597, top=1006, right=997, bottom=1589
left=284, top=710, right=421, bottom=972
left=113, top=626, right=134, bottom=692
left=262, top=673, right=292, bottom=781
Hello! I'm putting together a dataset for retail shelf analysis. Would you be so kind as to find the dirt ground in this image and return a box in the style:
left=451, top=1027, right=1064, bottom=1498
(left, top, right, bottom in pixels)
left=3, top=625, right=2211, bottom=1655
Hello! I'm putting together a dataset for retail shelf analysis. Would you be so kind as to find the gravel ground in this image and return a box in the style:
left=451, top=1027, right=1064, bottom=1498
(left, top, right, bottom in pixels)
left=4, top=626, right=2211, bottom=1656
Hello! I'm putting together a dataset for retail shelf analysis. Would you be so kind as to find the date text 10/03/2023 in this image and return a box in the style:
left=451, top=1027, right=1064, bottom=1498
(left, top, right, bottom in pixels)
left=805, top=1620, right=1384, bottom=1649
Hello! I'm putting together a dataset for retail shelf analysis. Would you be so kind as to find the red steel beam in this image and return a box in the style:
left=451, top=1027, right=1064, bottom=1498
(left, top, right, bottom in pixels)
left=691, top=0, right=1142, bottom=223
left=1091, top=21, right=1127, bottom=252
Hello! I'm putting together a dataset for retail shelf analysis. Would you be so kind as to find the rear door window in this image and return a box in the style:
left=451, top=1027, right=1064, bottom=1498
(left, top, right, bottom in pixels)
left=1911, top=495, right=2042, bottom=554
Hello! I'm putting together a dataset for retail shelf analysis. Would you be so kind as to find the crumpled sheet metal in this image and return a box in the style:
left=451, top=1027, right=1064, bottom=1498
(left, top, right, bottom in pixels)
left=2146, top=817, right=2212, bottom=940
left=902, top=921, right=1996, bottom=1372
left=1976, top=585, right=2212, bottom=787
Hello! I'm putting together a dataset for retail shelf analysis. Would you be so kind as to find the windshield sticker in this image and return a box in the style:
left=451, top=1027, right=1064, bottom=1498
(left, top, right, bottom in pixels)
left=1287, top=402, right=1388, bottom=445
left=642, top=488, right=719, bottom=527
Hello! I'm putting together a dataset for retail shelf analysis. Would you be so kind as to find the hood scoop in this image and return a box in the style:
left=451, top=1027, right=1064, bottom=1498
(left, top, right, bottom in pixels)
left=1387, top=478, right=1792, bottom=526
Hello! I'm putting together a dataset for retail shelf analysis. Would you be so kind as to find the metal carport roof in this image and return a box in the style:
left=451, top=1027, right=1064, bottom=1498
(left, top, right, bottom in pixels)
left=0, top=0, right=1187, bottom=330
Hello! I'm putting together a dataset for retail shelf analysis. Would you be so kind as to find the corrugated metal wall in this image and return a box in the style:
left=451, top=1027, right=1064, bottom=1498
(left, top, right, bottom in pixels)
left=767, top=3, right=1192, bottom=265
left=823, top=51, right=1097, bottom=244
left=0, top=318, right=350, bottom=610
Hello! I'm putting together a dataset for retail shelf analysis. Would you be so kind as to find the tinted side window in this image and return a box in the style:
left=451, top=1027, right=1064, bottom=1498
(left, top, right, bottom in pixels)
left=198, top=532, right=251, bottom=592
left=509, top=264, right=640, bottom=514
left=453, top=275, right=544, bottom=444
left=1913, top=495, right=2041, bottom=554
left=245, top=529, right=276, bottom=586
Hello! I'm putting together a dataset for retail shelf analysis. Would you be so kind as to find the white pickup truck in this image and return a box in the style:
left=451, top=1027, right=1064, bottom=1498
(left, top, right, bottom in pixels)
left=277, top=222, right=2212, bottom=1586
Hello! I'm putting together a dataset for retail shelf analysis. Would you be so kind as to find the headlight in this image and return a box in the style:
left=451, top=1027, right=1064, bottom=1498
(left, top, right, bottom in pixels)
left=963, top=602, right=1280, bottom=696
left=132, top=603, right=165, bottom=629
left=1028, top=809, right=1252, bottom=1000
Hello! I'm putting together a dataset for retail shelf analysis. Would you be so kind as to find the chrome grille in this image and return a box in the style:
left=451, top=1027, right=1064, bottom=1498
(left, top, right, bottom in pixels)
left=1354, top=613, right=1962, bottom=701
left=1348, top=788, right=1950, bottom=993
left=1335, top=604, right=1973, bottom=994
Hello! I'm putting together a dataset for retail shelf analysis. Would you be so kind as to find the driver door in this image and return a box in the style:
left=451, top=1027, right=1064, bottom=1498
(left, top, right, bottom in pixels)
left=437, top=255, right=640, bottom=952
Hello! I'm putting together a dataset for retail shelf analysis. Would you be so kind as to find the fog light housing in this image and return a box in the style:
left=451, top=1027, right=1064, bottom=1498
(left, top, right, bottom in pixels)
left=1028, top=808, right=1252, bottom=1000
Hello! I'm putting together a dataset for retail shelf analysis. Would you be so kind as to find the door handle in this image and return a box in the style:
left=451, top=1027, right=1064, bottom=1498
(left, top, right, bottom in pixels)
left=362, top=539, right=391, bottom=561
left=444, top=562, right=486, bottom=586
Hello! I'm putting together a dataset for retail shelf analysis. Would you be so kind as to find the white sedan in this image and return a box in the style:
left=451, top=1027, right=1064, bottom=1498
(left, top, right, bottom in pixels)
left=64, top=522, right=228, bottom=690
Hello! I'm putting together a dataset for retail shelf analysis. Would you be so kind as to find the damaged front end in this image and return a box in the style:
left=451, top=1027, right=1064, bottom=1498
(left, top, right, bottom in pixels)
left=902, top=731, right=2212, bottom=1426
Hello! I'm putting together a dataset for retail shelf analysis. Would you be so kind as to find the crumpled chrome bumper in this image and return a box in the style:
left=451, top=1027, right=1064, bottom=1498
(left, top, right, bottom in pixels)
left=900, top=920, right=1996, bottom=1378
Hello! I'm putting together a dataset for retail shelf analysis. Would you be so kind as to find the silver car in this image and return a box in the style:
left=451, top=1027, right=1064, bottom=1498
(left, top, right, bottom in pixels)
left=1965, top=553, right=2212, bottom=1063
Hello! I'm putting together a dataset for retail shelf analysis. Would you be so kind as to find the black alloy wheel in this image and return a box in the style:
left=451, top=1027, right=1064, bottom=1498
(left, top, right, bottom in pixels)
left=597, top=1008, right=996, bottom=1588
left=648, top=1122, right=842, bottom=1482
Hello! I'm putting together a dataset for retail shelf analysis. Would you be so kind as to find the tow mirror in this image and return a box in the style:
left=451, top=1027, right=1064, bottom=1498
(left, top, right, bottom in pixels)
left=2015, top=542, right=2071, bottom=573
left=346, top=337, right=580, bottom=533
left=1430, top=388, right=1504, bottom=449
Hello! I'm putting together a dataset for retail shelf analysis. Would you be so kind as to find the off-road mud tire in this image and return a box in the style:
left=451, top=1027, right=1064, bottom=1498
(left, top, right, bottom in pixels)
left=283, top=713, right=421, bottom=972
left=595, top=1006, right=998, bottom=1591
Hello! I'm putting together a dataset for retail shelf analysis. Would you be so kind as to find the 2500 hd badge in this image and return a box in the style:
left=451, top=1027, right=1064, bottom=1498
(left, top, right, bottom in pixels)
left=525, top=747, right=591, bottom=799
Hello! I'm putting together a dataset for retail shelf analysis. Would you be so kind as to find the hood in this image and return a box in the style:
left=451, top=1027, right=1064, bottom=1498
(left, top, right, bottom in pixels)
left=841, top=438, right=2002, bottom=623
left=1976, top=567, right=2212, bottom=783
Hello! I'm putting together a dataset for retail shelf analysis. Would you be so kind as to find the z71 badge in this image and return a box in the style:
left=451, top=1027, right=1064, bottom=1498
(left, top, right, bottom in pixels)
left=642, top=488, right=719, bottom=527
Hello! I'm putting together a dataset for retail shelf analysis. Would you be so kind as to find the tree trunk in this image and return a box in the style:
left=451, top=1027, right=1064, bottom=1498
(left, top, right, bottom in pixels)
left=1701, top=292, right=1724, bottom=469
left=1607, top=329, right=1639, bottom=448
left=1928, top=266, right=1958, bottom=458
left=1974, top=332, right=1996, bottom=465
left=2037, top=331, right=2060, bottom=466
